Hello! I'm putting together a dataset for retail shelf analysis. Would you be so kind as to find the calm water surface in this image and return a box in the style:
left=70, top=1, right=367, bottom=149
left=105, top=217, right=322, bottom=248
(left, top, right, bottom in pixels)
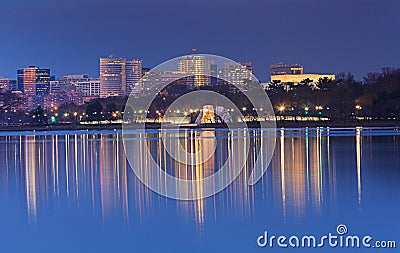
left=0, top=127, right=399, bottom=252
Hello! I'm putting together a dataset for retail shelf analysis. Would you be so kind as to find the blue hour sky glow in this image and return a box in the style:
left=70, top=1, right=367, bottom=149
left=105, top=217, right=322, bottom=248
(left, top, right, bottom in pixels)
left=0, top=0, right=399, bottom=80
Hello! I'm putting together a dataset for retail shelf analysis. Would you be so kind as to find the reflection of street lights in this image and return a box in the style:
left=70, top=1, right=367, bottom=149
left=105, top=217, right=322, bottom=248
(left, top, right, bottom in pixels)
left=304, top=106, right=309, bottom=115
left=315, top=105, right=323, bottom=116
left=355, top=104, right=362, bottom=120
left=73, top=112, right=78, bottom=125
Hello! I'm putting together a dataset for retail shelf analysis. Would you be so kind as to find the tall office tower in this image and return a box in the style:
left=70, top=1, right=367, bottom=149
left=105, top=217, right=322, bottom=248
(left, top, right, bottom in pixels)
left=35, top=69, right=52, bottom=96
left=209, top=63, right=218, bottom=85
left=218, top=62, right=253, bottom=85
left=178, top=54, right=210, bottom=86
left=126, top=59, right=142, bottom=95
left=100, top=57, right=126, bottom=98
left=270, top=62, right=304, bottom=76
left=17, top=66, right=51, bottom=95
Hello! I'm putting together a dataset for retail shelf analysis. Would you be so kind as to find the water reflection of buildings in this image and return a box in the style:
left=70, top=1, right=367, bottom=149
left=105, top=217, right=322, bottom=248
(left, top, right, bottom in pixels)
left=0, top=134, right=131, bottom=223
left=0, top=128, right=368, bottom=228
left=271, top=128, right=335, bottom=219
left=0, top=131, right=256, bottom=227
left=270, top=128, right=366, bottom=220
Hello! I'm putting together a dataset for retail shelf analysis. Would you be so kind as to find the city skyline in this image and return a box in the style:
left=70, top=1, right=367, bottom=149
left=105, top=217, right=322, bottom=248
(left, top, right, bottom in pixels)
left=1, top=55, right=335, bottom=93
left=0, top=0, right=399, bottom=80
left=0, top=54, right=372, bottom=83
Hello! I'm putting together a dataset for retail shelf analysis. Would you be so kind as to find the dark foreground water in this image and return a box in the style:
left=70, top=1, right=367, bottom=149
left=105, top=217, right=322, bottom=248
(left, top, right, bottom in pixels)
left=0, top=127, right=399, bottom=252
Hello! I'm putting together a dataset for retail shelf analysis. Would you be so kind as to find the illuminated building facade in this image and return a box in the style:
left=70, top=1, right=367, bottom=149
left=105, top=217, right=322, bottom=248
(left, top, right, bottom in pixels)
left=100, top=57, right=126, bottom=98
left=44, top=91, right=84, bottom=110
left=178, top=55, right=210, bottom=86
left=17, top=66, right=51, bottom=95
left=0, top=77, right=17, bottom=91
left=270, top=62, right=334, bottom=84
left=239, top=61, right=254, bottom=74
left=126, top=59, right=142, bottom=95
left=218, top=62, right=253, bottom=85
left=210, top=63, right=218, bottom=84
left=74, top=78, right=100, bottom=97
left=271, top=74, right=335, bottom=83
left=51, top=74, right=89, bottom=93
left=270, top=62, right=304, bottom=76
left=49, top=81, right=61, bottom=92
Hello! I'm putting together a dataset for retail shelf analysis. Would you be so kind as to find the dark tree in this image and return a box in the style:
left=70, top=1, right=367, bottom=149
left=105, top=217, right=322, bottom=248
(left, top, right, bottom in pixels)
left=86, top=100, right=103, bottom=121
left=32, top=105, right=48, bottom=125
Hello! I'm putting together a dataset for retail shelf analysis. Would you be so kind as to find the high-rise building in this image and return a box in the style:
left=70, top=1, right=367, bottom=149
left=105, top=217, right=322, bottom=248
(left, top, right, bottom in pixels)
left=54, top=74, right=89, bottom=93
left=218, top=62, right=253, bottom=85
left=49, top=81, right=61, bottom=92
left=209, top=63, right=218, bottom=84
left=74, top=78, right=100, bottom=97
left=17, top=66, right=51, bottom=95
left=100, top=57, right=126, bottom=98
left=270, top=62, right=304, bottom=76
left=126, top=59, right=142, bottom=95
left=178, top=54, right=210, bottom=86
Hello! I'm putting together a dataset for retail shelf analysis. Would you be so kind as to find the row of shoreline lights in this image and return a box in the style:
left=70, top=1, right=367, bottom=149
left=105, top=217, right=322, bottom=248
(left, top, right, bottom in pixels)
left=42, top=104, right=364, bottom=117
left=277, top=104, right=363, bottom=114
left=29, top=104, right=365, bottom=120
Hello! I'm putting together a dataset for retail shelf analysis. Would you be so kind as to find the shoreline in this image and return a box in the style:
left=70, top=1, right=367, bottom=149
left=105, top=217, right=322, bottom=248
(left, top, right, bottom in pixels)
left=0, top=120, right=399, bottom=132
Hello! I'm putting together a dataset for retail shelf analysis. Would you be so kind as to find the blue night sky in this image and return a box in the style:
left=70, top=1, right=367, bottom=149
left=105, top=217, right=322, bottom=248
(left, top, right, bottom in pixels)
left=0, top=0, right=399, bottom=81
